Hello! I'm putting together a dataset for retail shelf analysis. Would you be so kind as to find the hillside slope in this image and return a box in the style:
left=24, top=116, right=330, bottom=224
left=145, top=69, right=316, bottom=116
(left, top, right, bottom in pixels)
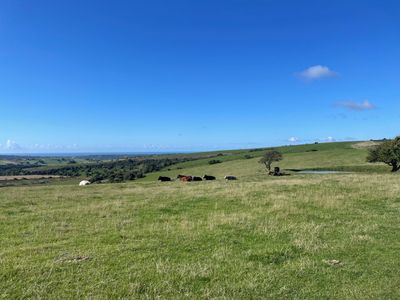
left=1, top=141, right=399, bottom=299
left=141, top=141, right=387, bottom=181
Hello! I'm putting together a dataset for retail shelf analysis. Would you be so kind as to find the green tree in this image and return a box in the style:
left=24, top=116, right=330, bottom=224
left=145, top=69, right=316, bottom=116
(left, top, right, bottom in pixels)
left=259, top=150, right=283, bottom=172
left=367, top=137, right=400, bottom=172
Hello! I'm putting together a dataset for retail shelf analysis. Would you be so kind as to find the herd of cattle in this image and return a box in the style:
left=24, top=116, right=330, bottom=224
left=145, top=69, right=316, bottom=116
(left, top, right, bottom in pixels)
left=158, top=174, right=237, bottom=182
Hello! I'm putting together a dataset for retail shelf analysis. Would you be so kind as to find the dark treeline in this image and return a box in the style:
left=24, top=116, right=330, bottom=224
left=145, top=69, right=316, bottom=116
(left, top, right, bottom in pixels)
left=0, top=164, right=38, bottom=175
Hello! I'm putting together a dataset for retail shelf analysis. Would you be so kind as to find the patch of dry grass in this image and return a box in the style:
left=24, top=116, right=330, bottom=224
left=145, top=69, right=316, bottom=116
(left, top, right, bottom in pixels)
left=351, top=141, right=382, bottom=149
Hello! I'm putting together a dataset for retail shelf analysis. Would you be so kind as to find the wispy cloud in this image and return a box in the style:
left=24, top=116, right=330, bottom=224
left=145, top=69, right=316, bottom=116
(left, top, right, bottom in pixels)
left=336, top=100, right=376, bottom=111
left=325, top=136, right=336, bottom=142
left=288, top=137, right=300, bottom=143
left=0, top=140, right=81, bottom=153
left=297, top=65, right=337, bottom=80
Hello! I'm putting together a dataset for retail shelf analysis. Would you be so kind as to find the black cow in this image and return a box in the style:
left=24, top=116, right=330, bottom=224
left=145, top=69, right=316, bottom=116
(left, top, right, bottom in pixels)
left=158, top=176, right=171, bottom=182
left=224, top=175, right=237, bottom=180
left=203, top=175, right=216, bottom=180
left=269, top=167, right=286, bottom=176
left=192, top=176, right=203, bottom=181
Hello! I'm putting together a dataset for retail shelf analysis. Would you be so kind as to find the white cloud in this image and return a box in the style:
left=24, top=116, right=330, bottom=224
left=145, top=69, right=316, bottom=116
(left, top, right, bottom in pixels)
left=298, top=65, right=336, bottom=80
left=336, top=100, right=375, bottom=111
left=4, top=139, right=22, bottom=150
left=288, top=137, right=300, bottom=143
left=325, top=136, right=336, bottom=142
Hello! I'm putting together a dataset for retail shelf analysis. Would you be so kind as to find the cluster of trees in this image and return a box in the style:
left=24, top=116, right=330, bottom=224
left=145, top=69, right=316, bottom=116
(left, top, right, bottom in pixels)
left=249, top=148, right=269, bottom=152
left=0, top=164, right=37, bottom=176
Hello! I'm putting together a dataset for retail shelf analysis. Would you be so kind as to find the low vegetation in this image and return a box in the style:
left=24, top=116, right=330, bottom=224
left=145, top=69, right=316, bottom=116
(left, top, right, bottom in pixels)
left=208, top=159, right=222, bottom=165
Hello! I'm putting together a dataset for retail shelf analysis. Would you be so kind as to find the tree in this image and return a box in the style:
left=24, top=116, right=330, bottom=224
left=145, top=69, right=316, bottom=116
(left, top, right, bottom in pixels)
left=367, top=137, right=400, bottom=172
left=259, top=150, right=283, bottom=172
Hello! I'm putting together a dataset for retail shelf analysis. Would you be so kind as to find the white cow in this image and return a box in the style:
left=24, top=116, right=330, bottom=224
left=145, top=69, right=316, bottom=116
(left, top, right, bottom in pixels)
left=79, top=180, right=91, bottom=186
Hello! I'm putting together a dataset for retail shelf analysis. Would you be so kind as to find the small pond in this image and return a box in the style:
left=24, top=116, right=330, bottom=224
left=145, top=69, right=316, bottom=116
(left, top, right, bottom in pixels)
left=297, top=170, right=347, bottom=174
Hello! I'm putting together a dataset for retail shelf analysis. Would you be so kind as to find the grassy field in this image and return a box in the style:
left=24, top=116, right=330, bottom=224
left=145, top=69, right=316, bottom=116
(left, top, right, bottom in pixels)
left=1, top=141, right=399, bottom=298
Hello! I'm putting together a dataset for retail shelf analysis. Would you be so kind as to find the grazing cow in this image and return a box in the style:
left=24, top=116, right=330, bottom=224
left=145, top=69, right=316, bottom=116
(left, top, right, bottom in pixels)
left=203, top=175, right=216, bottom=180
left=192, top=176, right=203, bottom=181
left=177, top=174, right=193, bottom=182
left=79, top=180, right=91, bottom=186
left=158, top=176, right=171, bottom=182
left=224, top=175, right=237, bottom=181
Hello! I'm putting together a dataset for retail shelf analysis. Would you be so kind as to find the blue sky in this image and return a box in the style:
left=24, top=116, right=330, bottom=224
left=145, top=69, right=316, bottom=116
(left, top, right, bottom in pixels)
left=0, top=0, right=399, bottom=153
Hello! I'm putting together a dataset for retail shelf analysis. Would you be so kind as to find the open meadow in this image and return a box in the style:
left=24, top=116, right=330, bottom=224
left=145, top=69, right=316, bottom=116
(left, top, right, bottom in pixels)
left=1, top=142, right=400, bottom=298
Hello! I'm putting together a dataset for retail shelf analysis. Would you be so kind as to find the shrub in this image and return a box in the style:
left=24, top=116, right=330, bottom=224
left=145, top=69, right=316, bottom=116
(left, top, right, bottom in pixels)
left=208, top=159, right=222, bottom=165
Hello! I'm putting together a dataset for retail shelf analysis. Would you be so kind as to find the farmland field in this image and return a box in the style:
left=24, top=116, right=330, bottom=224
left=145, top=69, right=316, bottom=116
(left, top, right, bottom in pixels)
left=1, top=141, right=400, bottom=298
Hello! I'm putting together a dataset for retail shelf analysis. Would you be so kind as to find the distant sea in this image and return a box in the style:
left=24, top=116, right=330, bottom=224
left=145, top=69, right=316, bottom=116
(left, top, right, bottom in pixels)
left=0, top=152, right=187, bottom=158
